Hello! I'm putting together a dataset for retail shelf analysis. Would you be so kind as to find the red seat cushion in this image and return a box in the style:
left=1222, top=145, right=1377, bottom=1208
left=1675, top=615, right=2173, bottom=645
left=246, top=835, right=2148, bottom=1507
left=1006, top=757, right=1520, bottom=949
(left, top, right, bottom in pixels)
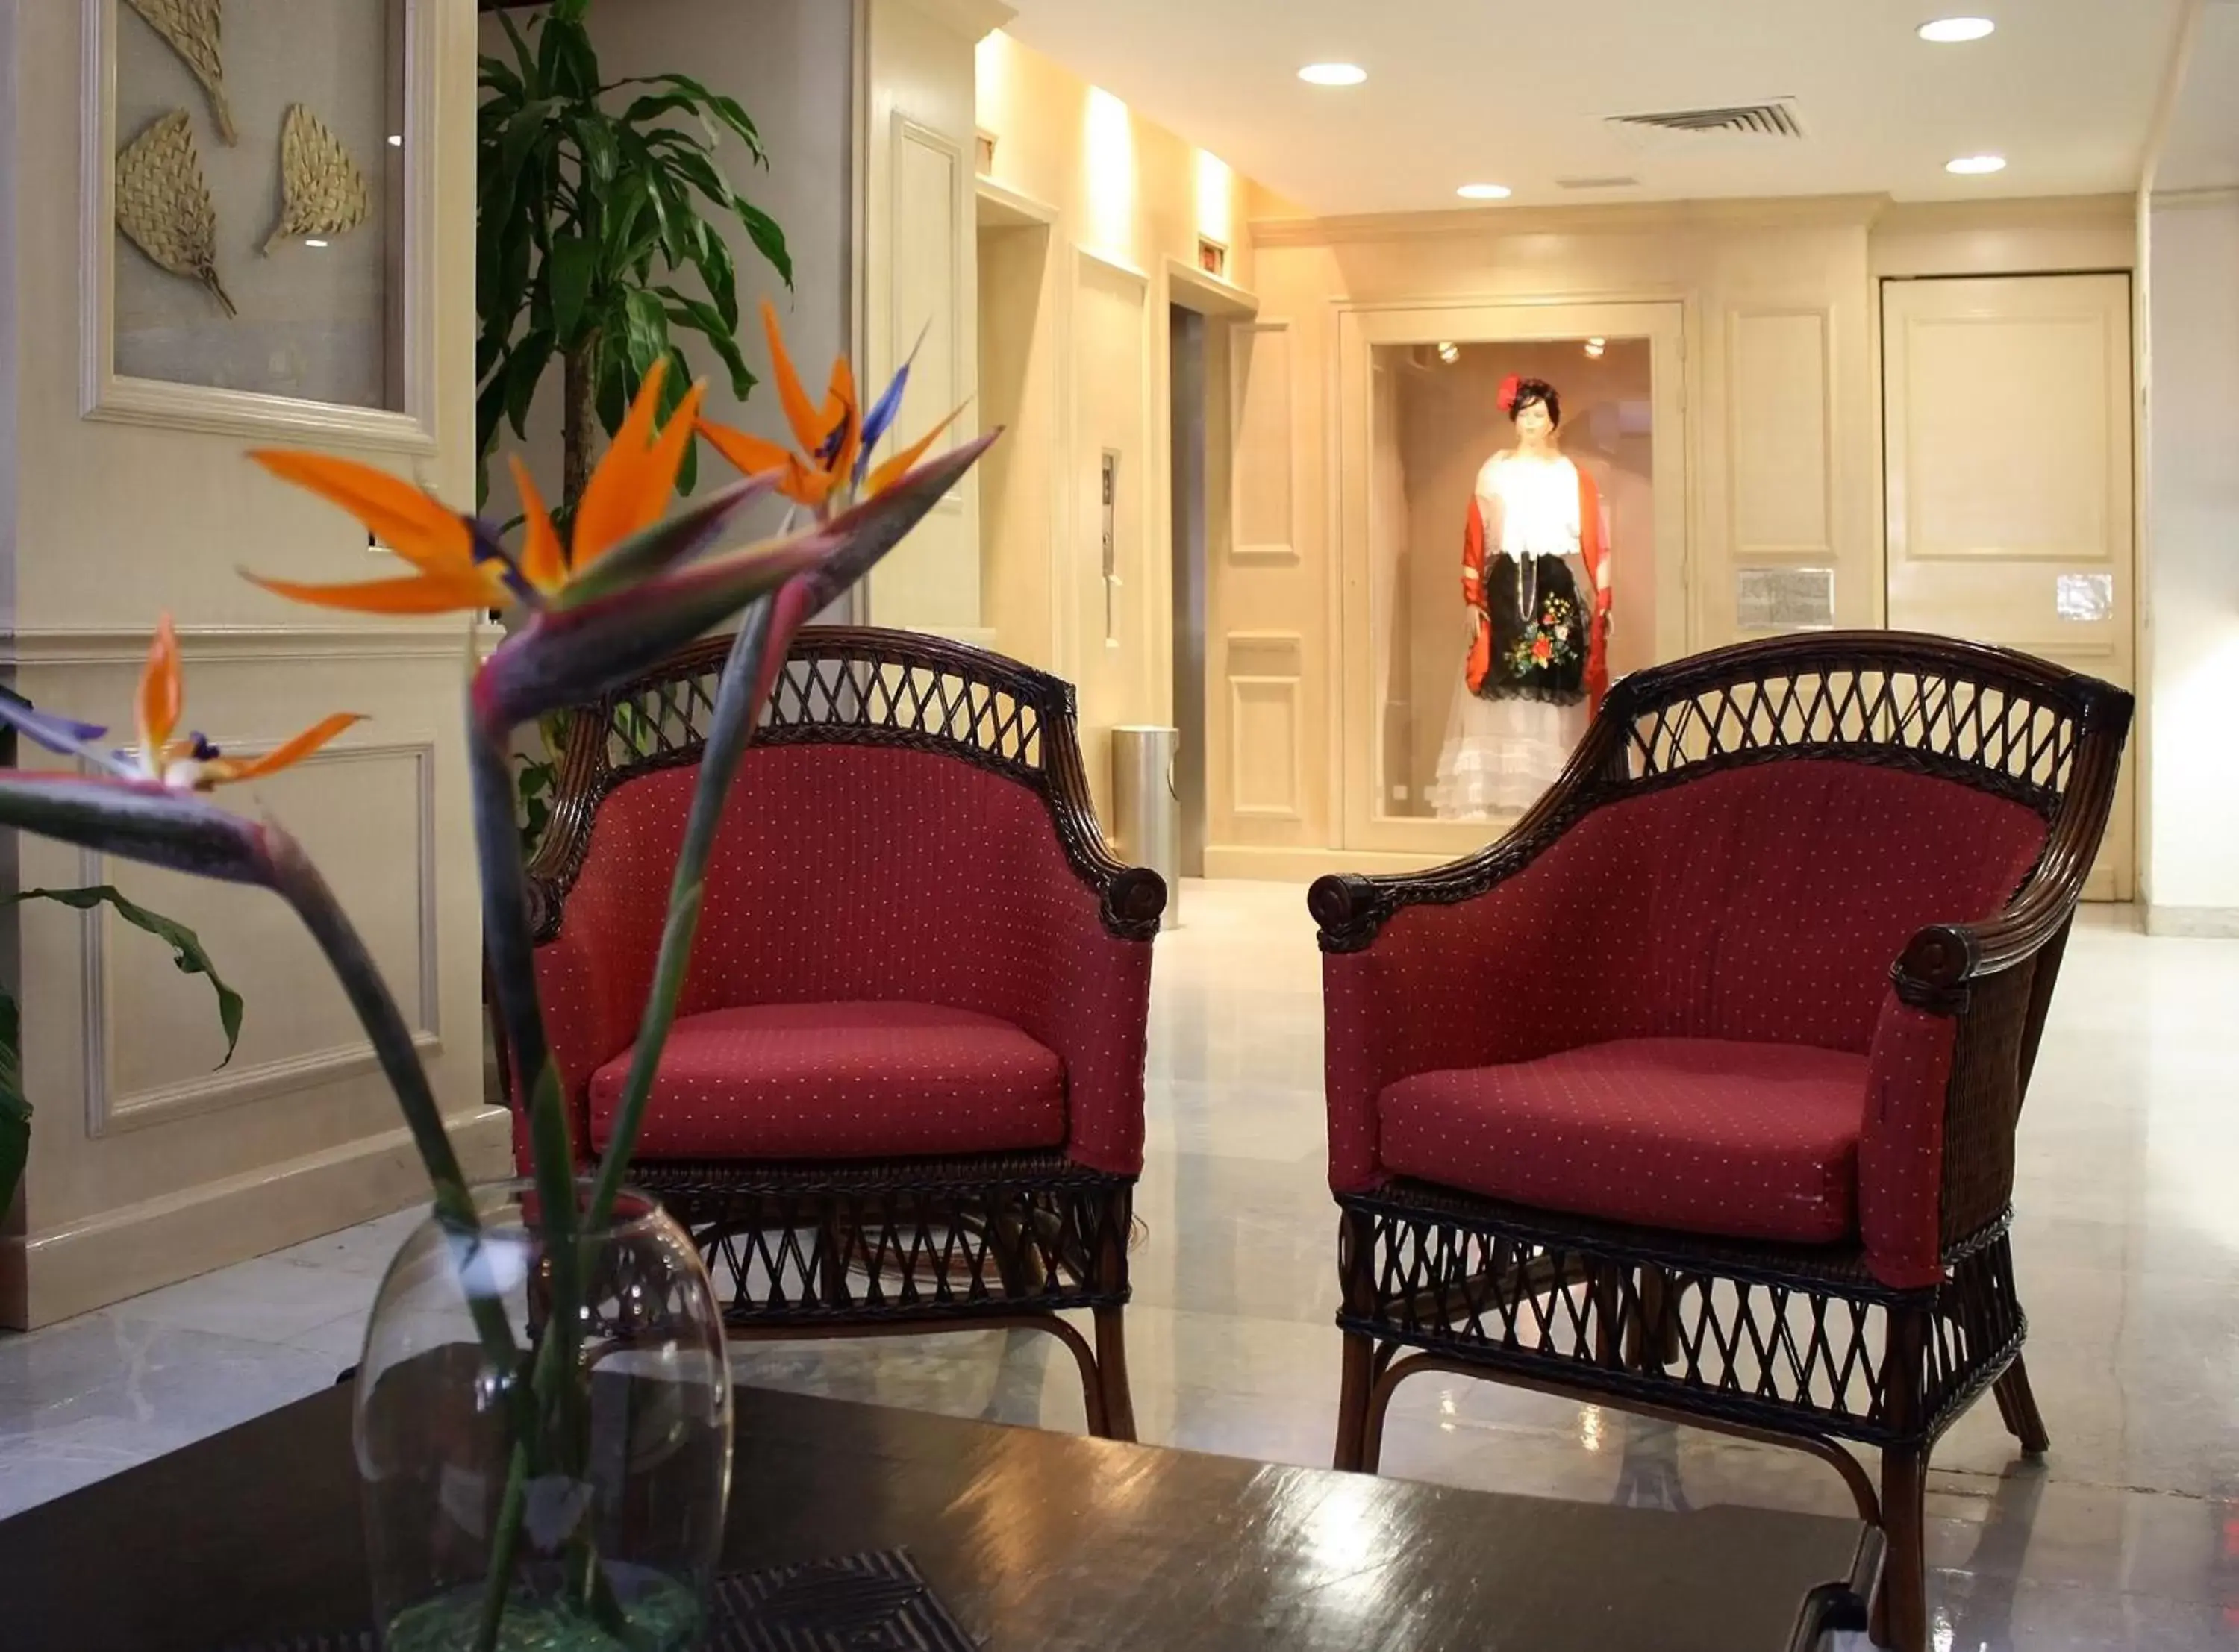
left=1378, top=1037, right=1871, bottom=1244
left=587, top=1001, right=1067, bottom=1162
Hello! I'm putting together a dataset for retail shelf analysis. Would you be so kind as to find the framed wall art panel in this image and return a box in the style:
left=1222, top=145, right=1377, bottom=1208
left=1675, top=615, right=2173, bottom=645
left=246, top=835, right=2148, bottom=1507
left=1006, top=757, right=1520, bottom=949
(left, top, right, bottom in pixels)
left=80, top=0, right=440, bottom=451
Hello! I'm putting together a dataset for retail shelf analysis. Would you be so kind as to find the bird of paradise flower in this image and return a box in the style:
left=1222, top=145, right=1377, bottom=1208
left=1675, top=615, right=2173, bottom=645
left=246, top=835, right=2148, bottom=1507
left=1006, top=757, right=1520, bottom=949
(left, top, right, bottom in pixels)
left=0, top=324, right=993, bottom=1651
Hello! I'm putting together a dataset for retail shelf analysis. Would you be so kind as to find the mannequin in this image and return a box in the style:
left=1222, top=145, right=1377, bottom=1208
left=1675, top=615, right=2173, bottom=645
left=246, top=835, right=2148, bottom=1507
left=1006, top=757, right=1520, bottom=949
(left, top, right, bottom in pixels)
left=1428, top=375, right=1611, bottom=820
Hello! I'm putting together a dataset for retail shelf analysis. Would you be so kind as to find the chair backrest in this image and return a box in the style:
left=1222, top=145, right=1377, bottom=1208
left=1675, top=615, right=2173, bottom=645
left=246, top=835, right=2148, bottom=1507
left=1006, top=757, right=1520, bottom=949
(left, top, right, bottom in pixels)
left=525, top=626, right=1158, bottom=1007
left=1319, top=632, right=2132, bottom=1054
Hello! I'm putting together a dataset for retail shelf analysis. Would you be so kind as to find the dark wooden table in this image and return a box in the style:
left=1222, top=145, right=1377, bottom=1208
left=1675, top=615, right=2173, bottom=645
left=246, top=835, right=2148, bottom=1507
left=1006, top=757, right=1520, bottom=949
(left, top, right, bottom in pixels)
left=0, top=1383, right=1877, bottom=1651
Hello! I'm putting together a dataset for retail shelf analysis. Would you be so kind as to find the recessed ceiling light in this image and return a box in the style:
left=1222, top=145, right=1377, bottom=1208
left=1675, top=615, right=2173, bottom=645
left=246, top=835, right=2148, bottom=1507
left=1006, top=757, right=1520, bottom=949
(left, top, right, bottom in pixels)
left=1298, top=63, right=1367, bottom=87
left=387, top=134, right=404, bottom=148
left=305, top=237, right=331, bottom=248
left=1584, top=337, right=1607, bottom=359
left=1457, top=183, right=1512, bottom=201
left=1946, top=154, right=2007, bottom=175
left=1918, top=16, right=1996, bottom=43
left=1436, top=342, right=1461, bottom=364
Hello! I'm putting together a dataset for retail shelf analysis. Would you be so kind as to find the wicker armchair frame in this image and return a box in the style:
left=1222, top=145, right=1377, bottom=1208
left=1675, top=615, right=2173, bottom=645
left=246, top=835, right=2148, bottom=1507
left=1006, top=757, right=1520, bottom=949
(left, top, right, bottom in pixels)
left=522, top=626, right=1165, bottom=1440
left=1310, top=632, right=2131, bottom=1651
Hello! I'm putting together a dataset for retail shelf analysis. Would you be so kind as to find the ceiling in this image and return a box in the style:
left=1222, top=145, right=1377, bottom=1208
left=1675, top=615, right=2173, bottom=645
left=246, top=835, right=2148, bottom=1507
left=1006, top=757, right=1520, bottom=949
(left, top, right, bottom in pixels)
left=999, top=0, right=2192, bottom=216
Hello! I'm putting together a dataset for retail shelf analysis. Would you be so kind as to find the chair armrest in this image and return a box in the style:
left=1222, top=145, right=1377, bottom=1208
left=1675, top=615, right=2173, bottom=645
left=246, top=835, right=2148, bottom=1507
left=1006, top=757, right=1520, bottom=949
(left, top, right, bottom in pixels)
left=978, top=820, right=1161, bottom=1176
left=1861, top=874, right=2082, bottom=1289
left=1317, top=858, right=1594, bottom=1195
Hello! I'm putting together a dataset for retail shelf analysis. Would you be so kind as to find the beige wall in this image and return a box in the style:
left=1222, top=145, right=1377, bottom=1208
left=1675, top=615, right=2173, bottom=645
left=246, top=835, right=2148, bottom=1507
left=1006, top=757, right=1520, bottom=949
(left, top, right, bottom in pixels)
left=2143, top=191, right=2239, bottom=933
left=972, top=29, right=1258, bottom=820
left=0, top=0, right=499, bottom=1327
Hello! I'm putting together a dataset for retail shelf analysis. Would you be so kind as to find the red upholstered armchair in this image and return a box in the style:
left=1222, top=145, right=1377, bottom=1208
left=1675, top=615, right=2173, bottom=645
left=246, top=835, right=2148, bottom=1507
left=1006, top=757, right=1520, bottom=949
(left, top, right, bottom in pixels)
left=518, top=627, right=1164, bottom=1439
left=1310, top=633, right=2129, bottom=1652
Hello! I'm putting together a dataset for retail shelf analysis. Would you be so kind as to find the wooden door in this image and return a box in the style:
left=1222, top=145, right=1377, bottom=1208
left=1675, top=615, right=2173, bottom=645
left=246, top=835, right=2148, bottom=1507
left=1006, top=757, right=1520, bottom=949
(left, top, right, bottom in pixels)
left=1882, top=273, right=2135, bottom=899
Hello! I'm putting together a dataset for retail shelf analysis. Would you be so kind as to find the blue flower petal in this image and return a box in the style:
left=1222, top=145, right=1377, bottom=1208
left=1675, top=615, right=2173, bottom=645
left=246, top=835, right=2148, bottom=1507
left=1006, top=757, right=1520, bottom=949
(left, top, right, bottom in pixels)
left=0, top=696, right=129, bottom=773
left=855, top=321, right=930, bottom=484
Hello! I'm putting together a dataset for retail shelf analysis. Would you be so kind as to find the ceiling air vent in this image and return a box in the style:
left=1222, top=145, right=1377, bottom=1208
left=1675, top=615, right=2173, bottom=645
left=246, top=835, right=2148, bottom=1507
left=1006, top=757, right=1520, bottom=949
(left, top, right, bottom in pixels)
left=1606, top=100, right=1804, bottom=141
left=1555, top=175, right=1643, bottom=191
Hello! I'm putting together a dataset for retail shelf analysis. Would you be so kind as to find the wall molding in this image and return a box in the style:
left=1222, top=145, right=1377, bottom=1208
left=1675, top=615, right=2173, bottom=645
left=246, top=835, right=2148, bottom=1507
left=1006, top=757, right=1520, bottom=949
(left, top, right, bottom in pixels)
left=2145, top=905, right=2239, bottom=939
left=1, top=1109, right=511, bottom=1329
left=1, top=623, right=479, bottom=667
left=78, top=0, right=444, bottom=453
left=1726, top=306, right=1836, bottom=560
left=2149, top=185, right=2239, bottom=211
left=80, top=739, right=442, bottom=1138
left=892, top=112, right=968, bottom=519
left=1167, top=258, right=1260, bottom=320
left=1228, top=320, right=1299, bottom=565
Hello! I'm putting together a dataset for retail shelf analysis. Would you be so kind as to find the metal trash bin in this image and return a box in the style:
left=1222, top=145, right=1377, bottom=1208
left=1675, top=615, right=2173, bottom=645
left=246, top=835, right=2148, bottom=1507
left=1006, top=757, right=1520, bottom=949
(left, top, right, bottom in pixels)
left=1111, top=725, right=1181, bottom=930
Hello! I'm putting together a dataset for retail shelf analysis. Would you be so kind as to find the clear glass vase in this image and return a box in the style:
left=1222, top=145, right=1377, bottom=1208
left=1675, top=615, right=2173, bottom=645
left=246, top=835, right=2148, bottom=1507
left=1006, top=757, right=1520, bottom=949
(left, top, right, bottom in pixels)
left=354, top=1180, right=732, bottom=1651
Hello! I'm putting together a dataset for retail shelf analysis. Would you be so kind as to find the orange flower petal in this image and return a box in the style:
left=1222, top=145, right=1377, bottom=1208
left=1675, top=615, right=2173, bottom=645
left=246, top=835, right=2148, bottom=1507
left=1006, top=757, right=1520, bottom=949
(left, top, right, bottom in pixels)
left=251, top=451, right=473, bottom=573
left=696, top=419, right=795, bottom=478
left=699, top=419, right=835, bottom=509
left=823, top=357, right=861, bottom=491
left=510, top=457, right=568, bottom=594
left=866, top=405, right=968, bottom=498
left=243, top=569, right=505, bottom=615
left=761, top=298, right=829, bottom=456
left=137, top=615, right=182, bottom=760
left=202, top=712, right=366, bottom=785
left=574, top=378, right=706, bottom=569
left=572, top=359, right=670, bottom=567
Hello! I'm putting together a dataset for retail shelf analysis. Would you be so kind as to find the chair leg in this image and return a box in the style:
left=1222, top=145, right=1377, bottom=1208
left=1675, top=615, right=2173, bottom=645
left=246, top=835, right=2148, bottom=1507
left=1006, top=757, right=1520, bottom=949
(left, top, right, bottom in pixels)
left=1334, top=1330, right=1376, bottom=1472
left=1992, top=1354, right=2050, bottom=1456
left=1870, top=1445, right=1929, bottom=1652
left=1091, top=1303, right=1137, bottom=1443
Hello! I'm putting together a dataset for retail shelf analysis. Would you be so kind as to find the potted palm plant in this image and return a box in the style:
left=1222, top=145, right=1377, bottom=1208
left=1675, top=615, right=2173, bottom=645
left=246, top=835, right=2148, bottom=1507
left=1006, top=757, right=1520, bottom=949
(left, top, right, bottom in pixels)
left=478, top=0, right=790, bottom=517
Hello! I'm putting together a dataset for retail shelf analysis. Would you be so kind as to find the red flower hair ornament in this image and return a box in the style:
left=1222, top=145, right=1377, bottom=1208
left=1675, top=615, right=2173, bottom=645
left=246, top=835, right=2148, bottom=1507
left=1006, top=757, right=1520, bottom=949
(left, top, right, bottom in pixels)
left=1497, top=374, right=1523, bottom=414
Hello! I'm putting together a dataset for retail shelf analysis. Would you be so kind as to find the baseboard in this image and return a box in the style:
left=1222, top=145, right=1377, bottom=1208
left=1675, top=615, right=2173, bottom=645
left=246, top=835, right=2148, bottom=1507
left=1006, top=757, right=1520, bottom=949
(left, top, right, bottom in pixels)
left=2145, top=904, right=2239, bottom=939
left=0, top=1109, right=514, bottom=1330
left=1202, top=844, right=1460, bottom=883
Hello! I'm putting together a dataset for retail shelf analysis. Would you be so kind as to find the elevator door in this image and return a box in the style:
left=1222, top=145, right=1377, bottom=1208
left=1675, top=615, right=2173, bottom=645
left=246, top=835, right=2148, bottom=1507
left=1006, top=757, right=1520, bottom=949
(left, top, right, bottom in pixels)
left=1882, top=272, right=2135, bottom=899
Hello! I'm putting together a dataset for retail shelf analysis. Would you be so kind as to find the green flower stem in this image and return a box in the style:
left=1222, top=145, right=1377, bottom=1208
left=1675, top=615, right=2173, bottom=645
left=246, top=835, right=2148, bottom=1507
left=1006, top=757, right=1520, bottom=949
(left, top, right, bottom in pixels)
left=466, top=714, right=599, bottom=1616
left=262, top=827, right=522, bottom=1378
left=474, top=1440, right=531, bottom=1652
left=467, top=716, right=583, bottom=1357
left=584, top=601, right=777, bottom=1231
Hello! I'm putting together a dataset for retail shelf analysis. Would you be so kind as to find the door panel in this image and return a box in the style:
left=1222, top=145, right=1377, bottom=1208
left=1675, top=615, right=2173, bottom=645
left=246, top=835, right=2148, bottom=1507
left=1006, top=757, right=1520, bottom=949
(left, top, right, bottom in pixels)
left=1882, top=273, right=2135, bottom=899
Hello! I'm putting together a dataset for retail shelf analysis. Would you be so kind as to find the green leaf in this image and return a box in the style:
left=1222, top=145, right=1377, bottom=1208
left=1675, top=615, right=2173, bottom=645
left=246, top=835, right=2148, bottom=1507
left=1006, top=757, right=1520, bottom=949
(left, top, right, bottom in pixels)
left=16, top=887, right=243, bottom=1066
left=622, top=290, right=670, bottom=380
left=611, top=75, right=766, bottom=163
left=0, top=989, right=26, bottom=1125
left=0, top=986, right=24, bottom=1219
left=502, top=329, right=555, bottom=439
left=734, top=198, right=792, bottom=288
left=546, top=234, right=596, bottom=346
left=661, top=292, right=756, bottom=400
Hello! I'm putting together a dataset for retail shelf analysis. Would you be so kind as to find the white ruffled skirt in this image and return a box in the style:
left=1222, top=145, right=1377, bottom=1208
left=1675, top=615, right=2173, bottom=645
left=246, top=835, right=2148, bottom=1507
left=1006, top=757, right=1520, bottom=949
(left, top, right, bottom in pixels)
left=1427, top=677, right=1589, bottom=821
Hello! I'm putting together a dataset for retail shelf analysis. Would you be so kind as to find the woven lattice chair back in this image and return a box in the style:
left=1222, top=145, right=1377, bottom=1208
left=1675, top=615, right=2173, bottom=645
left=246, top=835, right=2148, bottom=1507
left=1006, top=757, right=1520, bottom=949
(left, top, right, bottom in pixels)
left=1593, top=631, right=2120, bottom=822
left=526, top=625, right=1154, bottom=943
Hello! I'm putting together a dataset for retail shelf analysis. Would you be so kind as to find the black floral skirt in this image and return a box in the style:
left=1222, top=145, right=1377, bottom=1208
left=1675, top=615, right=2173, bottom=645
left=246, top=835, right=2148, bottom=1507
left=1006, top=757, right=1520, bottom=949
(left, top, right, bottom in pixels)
left=1477, top=553, right=1589, bottom=706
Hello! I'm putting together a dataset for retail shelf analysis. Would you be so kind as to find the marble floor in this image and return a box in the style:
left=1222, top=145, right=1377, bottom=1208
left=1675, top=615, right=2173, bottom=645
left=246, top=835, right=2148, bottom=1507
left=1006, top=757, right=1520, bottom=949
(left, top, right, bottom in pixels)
left=4, top=881, right=2238, bottom=1648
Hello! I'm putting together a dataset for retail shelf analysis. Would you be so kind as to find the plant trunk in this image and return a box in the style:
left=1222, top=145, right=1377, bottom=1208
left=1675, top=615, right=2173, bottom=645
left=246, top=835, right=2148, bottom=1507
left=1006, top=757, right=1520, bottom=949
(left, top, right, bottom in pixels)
left=562, top=337, right=597, bottom=520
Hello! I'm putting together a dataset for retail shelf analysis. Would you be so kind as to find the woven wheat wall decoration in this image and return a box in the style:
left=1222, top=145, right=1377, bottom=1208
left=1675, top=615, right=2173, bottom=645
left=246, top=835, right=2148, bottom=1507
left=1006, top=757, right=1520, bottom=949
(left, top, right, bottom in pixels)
left=123, top=0, right=235, bottom=146
left=265, top=104, right=371, bottom=254
left=116, top=109, right=235, bottom=316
